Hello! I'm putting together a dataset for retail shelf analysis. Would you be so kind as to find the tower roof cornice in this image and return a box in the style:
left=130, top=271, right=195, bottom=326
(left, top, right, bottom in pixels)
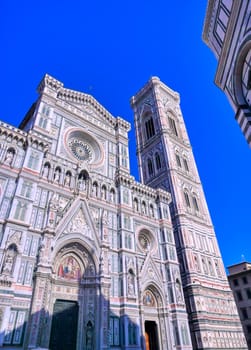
left=130, top=76, right=180, bottom=107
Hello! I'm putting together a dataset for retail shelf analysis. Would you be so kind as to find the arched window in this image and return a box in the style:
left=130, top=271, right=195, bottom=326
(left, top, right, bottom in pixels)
left=192, top=196, right=199, bottom=212
left=183, top=157, right=189, bottom=171
left=144, top=114, right=155, bottom=140
left=183, top=191, right=190, bottom=208
left=168, top=116, right=178, bottom=136
left=147, top=159, right=154, bottom=176
left=155, top=152, right=161, bottom=170
left=176, top=153, right=181, bottom=168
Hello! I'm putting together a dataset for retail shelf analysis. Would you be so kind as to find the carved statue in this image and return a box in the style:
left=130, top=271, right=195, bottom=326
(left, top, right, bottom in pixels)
left=4, top=149, right=14, bottom=166
left=86, top=321, right=94, bottom=350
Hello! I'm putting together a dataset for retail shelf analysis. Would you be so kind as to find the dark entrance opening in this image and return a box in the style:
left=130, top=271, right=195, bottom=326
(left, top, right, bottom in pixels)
left=145, top=320, right=159, bottom=350
left=49, top=299, right=79, bottom=350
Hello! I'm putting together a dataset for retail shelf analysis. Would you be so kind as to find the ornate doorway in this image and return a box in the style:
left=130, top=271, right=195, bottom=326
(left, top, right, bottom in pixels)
left=145, top=321, right=159, bottom=350
left=49, top=300, right=79, bottom=350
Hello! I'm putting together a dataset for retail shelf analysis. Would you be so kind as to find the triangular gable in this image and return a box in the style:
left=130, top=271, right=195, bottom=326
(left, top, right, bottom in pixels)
left=54, top=197, right=100, bottom=247
left=139, top=253, right=163, bottom=287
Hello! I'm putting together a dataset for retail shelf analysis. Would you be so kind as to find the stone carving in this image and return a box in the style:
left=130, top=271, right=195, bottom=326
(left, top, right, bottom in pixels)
left=127, top=270, right=135, bottom=296
left=4, top=149, right=14, bottom=166
left=86, top=321, right=94, bottom=350
left=68, top=209, right=90, bottom=237
left=64, top=172, right=71, bottom=186
left=2, top=244, right=17, bottom=275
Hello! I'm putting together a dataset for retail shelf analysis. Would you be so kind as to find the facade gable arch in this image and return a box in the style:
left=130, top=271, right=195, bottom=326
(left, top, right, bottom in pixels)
left=54, top=197, right=100, bottom=248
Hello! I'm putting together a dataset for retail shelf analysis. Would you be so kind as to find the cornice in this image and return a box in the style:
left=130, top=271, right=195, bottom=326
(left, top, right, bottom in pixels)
left=38, top=74, right=130, bottom=132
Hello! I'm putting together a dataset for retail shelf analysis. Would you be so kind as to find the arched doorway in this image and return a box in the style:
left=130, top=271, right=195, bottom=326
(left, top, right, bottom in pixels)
left=142, top=288, right=162, bottom=350
left=48, top=242, right=97, bottom=350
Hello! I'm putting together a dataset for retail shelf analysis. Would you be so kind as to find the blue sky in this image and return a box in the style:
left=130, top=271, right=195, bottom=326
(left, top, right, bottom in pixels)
left=1, top=1, right=250, bottom=269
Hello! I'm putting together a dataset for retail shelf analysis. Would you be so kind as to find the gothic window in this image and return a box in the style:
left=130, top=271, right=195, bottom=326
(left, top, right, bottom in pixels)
left=109, top=317, right=120, bottom=346
left=181, top=323, right=190, bottom=345
left=38, top=116, right=48, bottom=129
left=176, top=154, right=181, bottom=167
left=27, top=151, right=40, bottom=170
left=147, top=158, right=154, bottom=176
left=192, top=195, right=199, bottom=212
left=125, top=234, right=132, bottom=249
left=4, top=148, right=15, bottom=166
left=4, top=310, right=26, bottom=345
left=155, top=152, right=161, bottom=170
left=183, top=191, right=191, bottom=208
left=168, top=116, right=178, bottom=136
left=183, top=157, right=189, bottom=171
left=208, top=259, right=215, bottom=276
left=20, top=181, right=32, bottom=198
left=202, top=258, right=208, bottom=274
left=214, top=260, right=222, bottom=278
left=123, top=189, right=129, bottom=204
left=14, top=201, right=28, bottom=221
left=169, top=246, right=176, bottom=261
left=17, top=260, right=34, bottom=285
left=144, top=114, right=155, bottom=140
left=41, top=104, right=50, bottom=116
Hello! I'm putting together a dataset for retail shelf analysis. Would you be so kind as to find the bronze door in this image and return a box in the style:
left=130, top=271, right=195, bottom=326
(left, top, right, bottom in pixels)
left=145, top=321, right=159, bottom=350
left=49, top=300, right=78, bottom=350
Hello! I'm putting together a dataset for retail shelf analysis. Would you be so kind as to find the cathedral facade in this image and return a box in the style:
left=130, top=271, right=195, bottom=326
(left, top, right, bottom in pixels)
left=0, top=74, right=246, bottom=349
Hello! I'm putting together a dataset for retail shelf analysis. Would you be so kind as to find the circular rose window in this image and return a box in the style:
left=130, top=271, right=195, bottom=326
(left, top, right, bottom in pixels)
left=66, top=129, right=101, bottom=164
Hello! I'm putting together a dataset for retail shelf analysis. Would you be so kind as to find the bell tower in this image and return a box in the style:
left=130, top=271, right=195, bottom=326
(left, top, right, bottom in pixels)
left=131, top=77, right=247, bottom=349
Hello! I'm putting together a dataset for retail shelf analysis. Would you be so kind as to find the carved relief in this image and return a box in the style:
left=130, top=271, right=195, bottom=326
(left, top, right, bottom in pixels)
left=68, top=209, right=91, bottom=237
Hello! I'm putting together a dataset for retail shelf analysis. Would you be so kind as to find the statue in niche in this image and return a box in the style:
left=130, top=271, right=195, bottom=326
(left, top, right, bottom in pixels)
left=4, top=149, right=14, bottom=166
left=127, top=270, right=135, bottom=296
left=2, top=244, right=17, bottom=275
left=86, top=321, right=94, bottom=350
left=175, top=278, right=183, bottom=303
left=42, top=163, right=50, bottom=178
left=54, top=168, right=60, bottom=183
left=64, top=172, right=71, bottom=186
